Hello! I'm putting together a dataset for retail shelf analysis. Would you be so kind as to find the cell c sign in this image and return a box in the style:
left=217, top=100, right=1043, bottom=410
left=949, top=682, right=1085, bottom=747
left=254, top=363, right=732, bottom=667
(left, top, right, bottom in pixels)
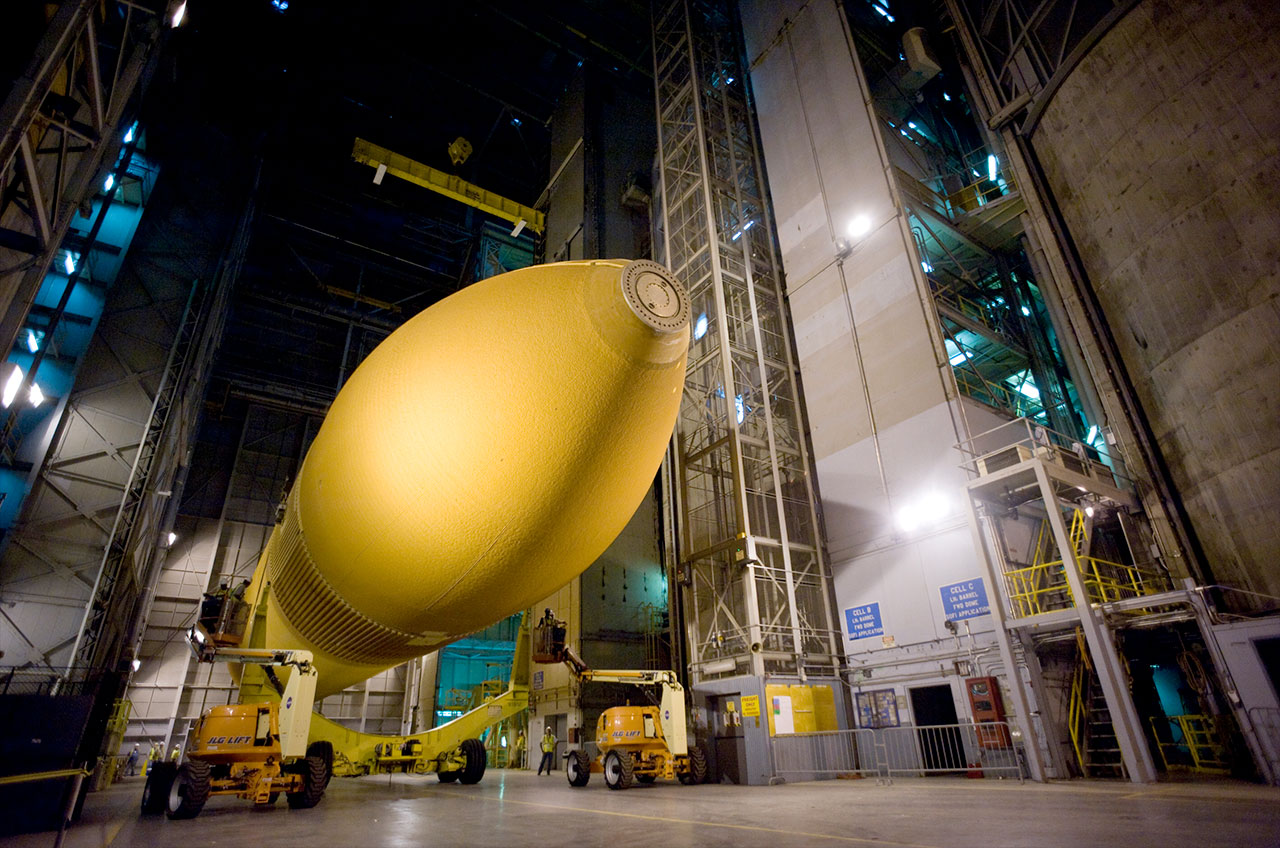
left=940, top=578, right=990, bottom=621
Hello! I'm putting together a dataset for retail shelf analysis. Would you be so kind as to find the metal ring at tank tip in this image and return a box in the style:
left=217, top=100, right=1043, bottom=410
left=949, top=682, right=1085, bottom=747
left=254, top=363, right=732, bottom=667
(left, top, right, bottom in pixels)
left=620, top=260, right=690, bottom=333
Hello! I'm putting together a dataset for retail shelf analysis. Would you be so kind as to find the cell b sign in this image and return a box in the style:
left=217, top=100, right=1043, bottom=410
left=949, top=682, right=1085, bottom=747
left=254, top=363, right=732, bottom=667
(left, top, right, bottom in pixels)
left=844, top=603, right=884, bottom=640
left=940, top=578, right=990, bottom=622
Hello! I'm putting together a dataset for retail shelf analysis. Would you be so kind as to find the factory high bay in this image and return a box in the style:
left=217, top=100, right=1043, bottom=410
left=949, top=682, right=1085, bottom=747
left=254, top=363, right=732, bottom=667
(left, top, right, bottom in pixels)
left=1, top=1, right=1278, bottom=845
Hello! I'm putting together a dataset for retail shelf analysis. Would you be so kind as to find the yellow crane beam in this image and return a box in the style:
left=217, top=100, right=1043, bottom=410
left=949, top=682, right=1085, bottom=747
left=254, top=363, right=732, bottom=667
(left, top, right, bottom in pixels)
left=351, top=137, right=545, bottom=235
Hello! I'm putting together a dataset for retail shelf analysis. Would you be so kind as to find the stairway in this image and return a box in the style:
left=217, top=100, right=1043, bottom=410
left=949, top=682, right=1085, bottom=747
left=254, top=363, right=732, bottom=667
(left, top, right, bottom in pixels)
left=1081, top=679, right=1125, bottom=778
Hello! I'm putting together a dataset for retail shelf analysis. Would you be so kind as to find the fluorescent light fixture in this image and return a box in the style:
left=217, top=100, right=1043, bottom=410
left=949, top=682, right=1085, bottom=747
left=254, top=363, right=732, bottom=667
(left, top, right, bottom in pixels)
left=26, top=330, right=39, bottom=353
left=510, top=117, right=521, bottom=127
left=735, top=395, right=745, bottom=424
left=921, top=260, right=933, bottom=273
left=2, top=364, right=22, bottom=408
left=874, top=5, right=888, bottom=16
left=847, top=215, right=871, bottom=238
left=1015, top=381, right=1040, bottom=400
left=510, top=218, right=527, bottom=237
left=743, top=220, right=755, bottom=230
left=103, top=173, right=115, bottom=192
left=949, top=349, right=970, bottom=366
left=167, top=531, right=178, bottom=545
left=908, top=121, right=917, bottom=129
left=170, top=1, right=186, bottom=27
left=64, top=253, right=76, bottom=275
left=1021, top=305, right=1031, bottom=316
left=725, top=76, right=735, bottom=84
left=373, top=162, right=387, bottom=185
left=28, top=383, right=44, bottom=407
left=1086, top=425, right=1099, bottom=443
left=1085, top=506, right=1095, bottom=518
left=987, top=154, right=998, bottom=181
left=693, top=313, right=708, bottom=341
left=943, top=92, right=952, bottom=101
left=731, top=229, right=743, bottom=241
left=123, top=123, right=136, bottom=144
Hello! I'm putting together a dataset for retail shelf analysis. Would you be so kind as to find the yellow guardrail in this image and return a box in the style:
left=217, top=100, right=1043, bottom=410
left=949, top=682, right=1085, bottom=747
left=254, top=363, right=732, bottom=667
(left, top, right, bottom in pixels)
left=1004, top=556, right=1166, bottom=617
left=0, top=767, right=91, bottom=786
left=1150, top=714, right=1230, bottom=773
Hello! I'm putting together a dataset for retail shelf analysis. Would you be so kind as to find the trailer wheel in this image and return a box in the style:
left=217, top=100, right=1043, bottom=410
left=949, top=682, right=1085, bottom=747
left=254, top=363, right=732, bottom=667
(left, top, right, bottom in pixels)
left=140, top=762, right=176, bottom=815
left=603, top=750, right=634, bottom=790
left=566, top=750, right=591, bottom=787
left=679, top=745, right=707, bottom=785
left=306, top=740, right=334, bottom=787
left=286, top=756, right=327, bottom=809
left=166, top=762, right=211, bottom=819
left=458, top=738, right=486, bottom=785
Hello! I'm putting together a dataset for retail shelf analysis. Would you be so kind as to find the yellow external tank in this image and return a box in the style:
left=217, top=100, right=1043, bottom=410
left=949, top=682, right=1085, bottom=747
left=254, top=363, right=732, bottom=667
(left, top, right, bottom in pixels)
left=245, top=259, right=689, bottom=696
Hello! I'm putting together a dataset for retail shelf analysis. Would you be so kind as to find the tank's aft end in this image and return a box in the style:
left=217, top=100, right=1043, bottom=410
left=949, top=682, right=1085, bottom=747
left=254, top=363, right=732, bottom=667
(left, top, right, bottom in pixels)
left=620, top=260, right=690, bottom=334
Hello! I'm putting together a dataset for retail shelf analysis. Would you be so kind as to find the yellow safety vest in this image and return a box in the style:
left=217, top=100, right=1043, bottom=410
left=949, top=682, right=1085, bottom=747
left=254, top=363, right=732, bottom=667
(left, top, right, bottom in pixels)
left=540, top=734, right=555, bottom=753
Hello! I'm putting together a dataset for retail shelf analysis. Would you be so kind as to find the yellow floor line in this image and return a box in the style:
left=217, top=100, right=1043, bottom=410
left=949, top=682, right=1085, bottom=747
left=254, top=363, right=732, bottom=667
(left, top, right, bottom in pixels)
left=438, top=790, right=938, bottom=847
left=101, top=819, right=126, bottom=847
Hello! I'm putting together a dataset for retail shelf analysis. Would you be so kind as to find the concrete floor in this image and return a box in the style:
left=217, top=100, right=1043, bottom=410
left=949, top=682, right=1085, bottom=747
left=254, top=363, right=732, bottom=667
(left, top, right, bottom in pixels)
left=6, top=769, right=1279, bottom=848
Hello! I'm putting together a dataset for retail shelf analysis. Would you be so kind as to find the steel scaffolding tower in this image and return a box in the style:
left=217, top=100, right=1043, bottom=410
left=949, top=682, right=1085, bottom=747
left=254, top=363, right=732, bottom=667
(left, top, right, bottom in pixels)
left=651, top=0, right=838, bottom=682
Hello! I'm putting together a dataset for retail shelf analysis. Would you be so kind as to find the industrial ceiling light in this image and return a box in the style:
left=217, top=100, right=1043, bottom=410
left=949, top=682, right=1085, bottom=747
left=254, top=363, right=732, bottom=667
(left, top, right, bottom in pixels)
left=103, top=173, right=115, bottom=193
left=847, top=215, right=871, bottom=238
left=167, top=531, right=178, bottom=546
left=170, top=1, right=187, bottom=27
left=1, top=364, right=22, bottom=408
left=131, top=658, right=142, bottom=672
left=63, top=252, right=76, bottom=275
left=28, top=383, right=44, bottom=407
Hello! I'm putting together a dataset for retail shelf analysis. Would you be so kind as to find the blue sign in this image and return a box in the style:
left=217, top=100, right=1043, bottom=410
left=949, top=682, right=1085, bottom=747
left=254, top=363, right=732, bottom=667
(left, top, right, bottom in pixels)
left=940, top=578, right=990, bottom=621
left=844, top=603, right=884, bottom=640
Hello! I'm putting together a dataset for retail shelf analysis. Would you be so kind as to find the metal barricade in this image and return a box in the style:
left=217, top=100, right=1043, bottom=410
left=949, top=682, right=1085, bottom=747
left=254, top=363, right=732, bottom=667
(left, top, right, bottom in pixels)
left=771, top=729, right=878, bottom=781
left=1248, top=707, right=1280, bottom=786
left=772, top=722, right=1023, bottom=784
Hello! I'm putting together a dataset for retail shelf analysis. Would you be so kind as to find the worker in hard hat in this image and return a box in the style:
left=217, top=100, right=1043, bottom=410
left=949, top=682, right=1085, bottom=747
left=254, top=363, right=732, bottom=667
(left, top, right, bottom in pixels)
left=536, top=726, right=557, bottom=775
left=143, top=741, right=162, bottom=775
left=170, top=743, right=182, bottom=762
left=125, top=743, right=141, bottom=776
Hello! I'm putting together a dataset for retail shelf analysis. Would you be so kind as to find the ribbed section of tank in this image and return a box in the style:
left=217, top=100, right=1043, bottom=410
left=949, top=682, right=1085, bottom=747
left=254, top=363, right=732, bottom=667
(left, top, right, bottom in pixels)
left=251, top=260, right=690, bottom=695
left=1029, top=0, right=1280, bottom=606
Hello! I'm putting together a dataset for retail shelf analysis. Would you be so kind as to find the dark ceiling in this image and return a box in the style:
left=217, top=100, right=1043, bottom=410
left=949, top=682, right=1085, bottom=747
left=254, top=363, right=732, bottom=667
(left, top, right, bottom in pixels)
left=129, top=0, right=657, bottom=515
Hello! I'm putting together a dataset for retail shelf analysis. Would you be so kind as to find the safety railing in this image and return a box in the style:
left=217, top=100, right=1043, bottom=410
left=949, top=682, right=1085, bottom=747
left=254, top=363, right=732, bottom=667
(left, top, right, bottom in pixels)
left=1149, top=714, right=1230, bottom=774
left=1004, top=555, right=1169, bottom=618
left=1247, top=707, right=1280, bottom=785
left=772, top=722, right=1023, bottom=783
left=1067, top=631, right=1090, bottom=772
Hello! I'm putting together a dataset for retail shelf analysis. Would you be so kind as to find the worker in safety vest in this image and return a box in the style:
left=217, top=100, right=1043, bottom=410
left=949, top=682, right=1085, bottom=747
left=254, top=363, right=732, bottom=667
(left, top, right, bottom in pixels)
left=536, top=727, right=556, bottom=775
left=511, top=729, right=526, bottom=769
left=143, top=741, right=161, bottom=774
left=170, top=744, right=182, bottom=762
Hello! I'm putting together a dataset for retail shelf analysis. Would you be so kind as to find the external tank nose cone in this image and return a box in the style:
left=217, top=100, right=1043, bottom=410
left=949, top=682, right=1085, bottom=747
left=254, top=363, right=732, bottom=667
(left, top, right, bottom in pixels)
left=254, top=260, right=689, bottom=696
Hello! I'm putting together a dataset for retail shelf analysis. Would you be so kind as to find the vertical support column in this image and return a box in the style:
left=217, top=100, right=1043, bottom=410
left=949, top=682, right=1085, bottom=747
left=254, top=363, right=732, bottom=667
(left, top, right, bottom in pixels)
left=1034, top=462, right=1156, bottom=783
left=652, top=0, right=838, bottom=688
left=962, top=493, right=1045, bottom=781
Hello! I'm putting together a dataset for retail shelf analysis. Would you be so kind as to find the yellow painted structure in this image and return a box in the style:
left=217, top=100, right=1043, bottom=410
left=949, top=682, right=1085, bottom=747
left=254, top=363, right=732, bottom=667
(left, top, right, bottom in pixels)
left=241, top=259, right=689, bottom=697
left=352, top=137, right=545, bottom=235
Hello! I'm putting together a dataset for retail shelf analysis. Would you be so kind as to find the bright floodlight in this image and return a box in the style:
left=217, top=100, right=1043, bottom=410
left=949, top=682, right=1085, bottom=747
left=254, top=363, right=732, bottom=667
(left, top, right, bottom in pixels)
left=171, top=1, right=186, bottom=27
left=64, top=253, right=75, bottom=275
left=104, top=173, right=115, bottom=192
left=131, top=658, right=142, bottom=672
left=168, top=531, right=178, bottom=545
left=28, top=383, right=44, bottom=407
left=987, top=154, right=998, bottom=181
left=2, top=364, right=23, bottom=408
left=847, top=216, right=871, bottom=238
left=693, top=313, right=708, bottom=341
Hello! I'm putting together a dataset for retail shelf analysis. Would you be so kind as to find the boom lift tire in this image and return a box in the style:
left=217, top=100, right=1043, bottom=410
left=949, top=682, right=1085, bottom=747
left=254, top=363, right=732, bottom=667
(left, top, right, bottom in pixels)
left=603, top=750, right=634, bottom=790
left=566, top=750, right=591, bottom=787
left=306, top=740, right=335, bottom=788
left=458, top=738, right=486, bottom=785
left=679, top=745, right=707, bottom=785
left=140, top=762, right=177, bottom=814
left=166, top=761, right=212, bottom=819
left=286, top=756, right=328, bottom=809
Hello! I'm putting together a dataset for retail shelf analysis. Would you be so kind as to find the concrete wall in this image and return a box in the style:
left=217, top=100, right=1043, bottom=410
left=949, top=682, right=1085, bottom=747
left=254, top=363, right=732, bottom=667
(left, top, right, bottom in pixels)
left=1030, top=0, right=1280, bottom=606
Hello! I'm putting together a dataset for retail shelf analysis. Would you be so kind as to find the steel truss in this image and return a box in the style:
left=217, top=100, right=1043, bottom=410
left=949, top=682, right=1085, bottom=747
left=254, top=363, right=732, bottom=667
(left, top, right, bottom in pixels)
left=944, top=0, right=1137, bottom=133
left=651, top=0, right=838, bottom=682
left=0, top=0, right=169, bottom=352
